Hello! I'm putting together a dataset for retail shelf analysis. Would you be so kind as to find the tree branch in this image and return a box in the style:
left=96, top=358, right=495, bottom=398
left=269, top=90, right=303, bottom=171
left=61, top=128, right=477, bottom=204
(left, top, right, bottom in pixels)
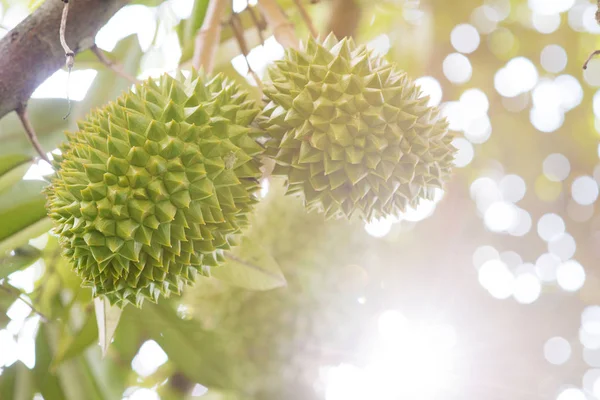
left=247, top=5, right=267, bottom=45
left=0, top=284, right=49, bottom=322
left=584, top=0, right=600, bottom=69
left=230, top=13, right=262, bottom=88
left=257, top=0, right=299, bottom=49
left=291, top=0, right=317, bottom=37
left=192, top=0, right=229, bottom=73
left=16, top=104, right=51, bottom=163
left=90, top=44, right=139, bottom=84
left=327, top=0, right=361, bottom=39
left=0, top=0, right=129, bottom=122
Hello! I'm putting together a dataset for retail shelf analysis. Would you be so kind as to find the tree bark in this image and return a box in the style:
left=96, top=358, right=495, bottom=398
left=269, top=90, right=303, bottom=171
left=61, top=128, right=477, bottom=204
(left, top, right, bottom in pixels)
left=0, top=0, right=128, bottom=121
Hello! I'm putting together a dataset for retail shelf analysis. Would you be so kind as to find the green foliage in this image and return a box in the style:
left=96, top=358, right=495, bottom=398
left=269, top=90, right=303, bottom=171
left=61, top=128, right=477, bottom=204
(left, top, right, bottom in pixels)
left=131, top=302, right=237, bottom=389
left=0, top=180, right=51, bottom=256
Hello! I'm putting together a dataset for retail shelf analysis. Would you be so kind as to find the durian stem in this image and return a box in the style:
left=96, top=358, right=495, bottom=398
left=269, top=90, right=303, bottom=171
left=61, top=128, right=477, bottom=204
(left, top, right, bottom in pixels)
left=291, top=0, right=317, bottom=37
left=0, top=284, right=48, bottom=322
left=247, top=5, right=267, bottom=45
left=257, top=0, right=299, bottom=49
left=59, top=0, right=74, bottom=71
left=90, top=44, right=139, bottom=84
left=192, top=0, right=228, bottom=73
left=584, top=0, right=600, bottom=69
left=229, top=14, right=263, bottom=89
left=59, top=0, right=75, bottom=119
left=15, top=104, right=51, bottom=164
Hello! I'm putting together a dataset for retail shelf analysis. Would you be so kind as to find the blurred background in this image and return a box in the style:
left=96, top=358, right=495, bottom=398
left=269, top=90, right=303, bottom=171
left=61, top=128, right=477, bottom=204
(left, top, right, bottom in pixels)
left=2, top=0, right=600, bottom=399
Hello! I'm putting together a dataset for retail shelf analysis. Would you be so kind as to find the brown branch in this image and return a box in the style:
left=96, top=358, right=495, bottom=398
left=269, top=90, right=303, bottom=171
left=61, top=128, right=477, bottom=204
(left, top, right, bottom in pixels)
left=192, top=0, right=228, bottom=73
left=327, top=0, right=361, bottom=39
left=0, top=0, right=128, bottom=122
left=257, top=0, right=299, bottom=49
left=0, top=284, right=49, bottom=323
left=291, top=0, right=317, bottom=37
left=16, top=104, right=51, bottom=164
left=584, top=0, right=600, bottom=69
left=230, top=14, right=263, bottom=89
left=90, top=44, right=139, bottom=84
left=247, top=5, right=267, bottom=45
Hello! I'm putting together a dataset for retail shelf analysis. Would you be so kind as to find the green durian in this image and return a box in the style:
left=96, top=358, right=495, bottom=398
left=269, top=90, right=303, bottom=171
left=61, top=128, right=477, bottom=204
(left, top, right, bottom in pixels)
left=258, top=34, right=456, bottom=222
left=46, top=71, right=264, bottom=307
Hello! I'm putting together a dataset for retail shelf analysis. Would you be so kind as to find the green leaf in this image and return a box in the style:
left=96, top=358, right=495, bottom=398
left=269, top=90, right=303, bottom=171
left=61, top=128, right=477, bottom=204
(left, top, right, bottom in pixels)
left=0, top=357, right=17, bottom=394
left=0, top=180, right=52, bottom=256
left=35, top=324, right=67, bottom=400
left=52, top=312, right=99, bottom=367
left=212, top=237, right=286, bottom=291
left=94, top=297, right=123, bottom=357
left=73, top=35, right=143, bottom=120
left=43, top=324, right=104, bottom=400
left=177, top=0, right=209, bottom=52
left=0, top=290, right=15, bottom=328
left=0, top=244, right=41, bottom=280
left=134, top=302, right=237, bottom=389
left=0, top=362, right=33, bottom=400
left=0, top=154, right=32, bottom=193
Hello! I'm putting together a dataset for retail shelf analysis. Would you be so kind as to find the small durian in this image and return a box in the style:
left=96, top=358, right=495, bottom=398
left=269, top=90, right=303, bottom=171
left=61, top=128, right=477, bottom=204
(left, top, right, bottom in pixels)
left=258, top=35, right=456, bottom=221
left=46, top=71, right=264, bottom=307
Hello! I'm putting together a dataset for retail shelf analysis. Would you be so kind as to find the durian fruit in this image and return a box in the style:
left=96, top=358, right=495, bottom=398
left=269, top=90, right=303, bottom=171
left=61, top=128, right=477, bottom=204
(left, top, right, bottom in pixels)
left=46, top=71, right=264, bottom=307
left=258, top=34, right=456, bottom=221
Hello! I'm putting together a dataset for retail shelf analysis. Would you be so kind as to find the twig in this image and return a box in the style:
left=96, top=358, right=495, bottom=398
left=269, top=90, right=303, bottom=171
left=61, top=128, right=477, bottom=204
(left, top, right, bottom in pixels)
left=59, top=0, right=74, bottom=119
left=192, top=0, right=228, bottom=73
left=15, top=104, right=51, bottom=164
left=0, top=284, right=49, bottom=322
left=257, top=0, right=299, bottom=49
left=230, top=14, right=263, bottom=89
left=90, top=44, right=138, bottom=84
left=584, top=51, right=600, bottom=70
left=291, top=0, right=317, bottom=37
left=584, top=0, right=600, bottom=69
left=247, top=6, right=266, bottom=45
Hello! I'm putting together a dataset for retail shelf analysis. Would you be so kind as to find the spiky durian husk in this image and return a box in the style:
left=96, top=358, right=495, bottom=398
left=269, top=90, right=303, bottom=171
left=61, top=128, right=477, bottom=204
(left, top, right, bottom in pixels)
left=258, top=35, right=456, bottom=221
left=46, top=71, right=264, bottom=307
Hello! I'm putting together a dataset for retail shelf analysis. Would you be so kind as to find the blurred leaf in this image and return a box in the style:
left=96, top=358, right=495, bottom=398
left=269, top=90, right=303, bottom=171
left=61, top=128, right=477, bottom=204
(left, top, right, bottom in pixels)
left=111, top=308, right=142, bottom=363
left=212, top=237, right=286, bottom=291
left=0, top=154, right=32, bottom=193
left=177, top=0, right=209, bottom=52
left=95, top=297, right=123, bottom=357
left=135, top=302, right=237, bottom=389
left=73, top=34, right=143, bottom=120
left=52, top=312, right=99, bottom=367
left=0, top=98, right=77, bottom=158
left=35, top=324, right=67, bottom=400
left=0, top=362, right=33, bottom=400
left=0, top=360, right=16, bottom=395
left=71, top=50, right=105, bottom=71
left=0, top=244, right=41, bottom=280
left=0, top=180, right=52, bottom=256
left=0, top=290, right=15, bottom=328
